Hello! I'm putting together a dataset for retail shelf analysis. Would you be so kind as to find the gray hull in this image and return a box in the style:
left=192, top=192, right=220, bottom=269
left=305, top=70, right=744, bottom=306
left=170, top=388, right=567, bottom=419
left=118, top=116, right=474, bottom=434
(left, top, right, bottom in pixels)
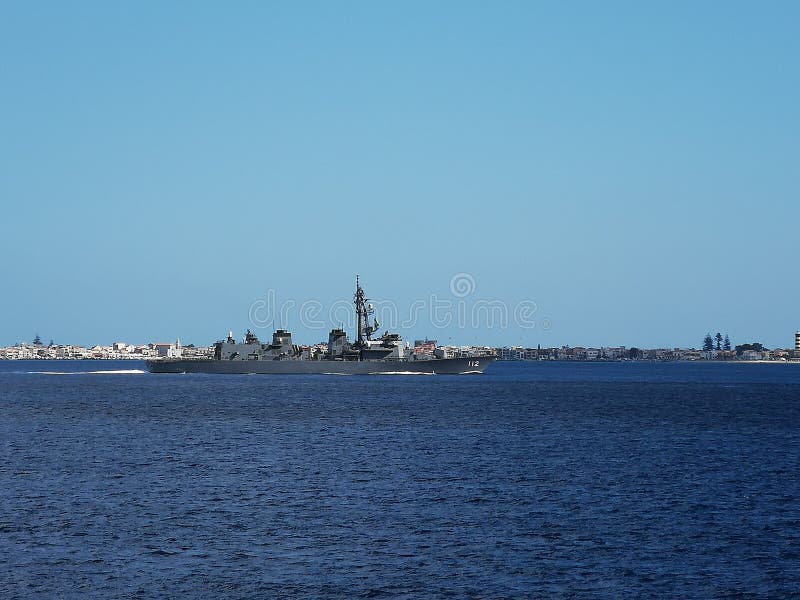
left=147, top=356, right=494, bottom=375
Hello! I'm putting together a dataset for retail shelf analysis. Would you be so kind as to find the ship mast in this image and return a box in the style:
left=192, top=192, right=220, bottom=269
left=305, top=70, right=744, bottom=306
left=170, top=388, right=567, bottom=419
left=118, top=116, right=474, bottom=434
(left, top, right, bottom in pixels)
left=354, top=275, right=377, bottom=348
left=354, top=275, right=365, bottom=348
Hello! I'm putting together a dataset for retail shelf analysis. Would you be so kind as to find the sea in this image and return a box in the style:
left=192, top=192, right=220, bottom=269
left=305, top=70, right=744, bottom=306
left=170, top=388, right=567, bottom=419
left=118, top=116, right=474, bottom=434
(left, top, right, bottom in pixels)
left=1, top=360, right=799, bottom=598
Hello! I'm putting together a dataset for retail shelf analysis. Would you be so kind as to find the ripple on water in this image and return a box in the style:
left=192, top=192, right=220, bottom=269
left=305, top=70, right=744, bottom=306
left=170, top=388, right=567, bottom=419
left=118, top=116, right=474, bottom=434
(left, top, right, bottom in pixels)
left=0, top=362, right=799, bottom=596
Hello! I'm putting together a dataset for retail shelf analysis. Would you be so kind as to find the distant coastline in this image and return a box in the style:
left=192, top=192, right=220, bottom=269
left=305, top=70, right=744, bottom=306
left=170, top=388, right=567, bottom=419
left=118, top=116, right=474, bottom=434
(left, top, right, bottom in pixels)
left=3, top=358, right=799, bottom=364
left=3, top=341, right=799, bottom=364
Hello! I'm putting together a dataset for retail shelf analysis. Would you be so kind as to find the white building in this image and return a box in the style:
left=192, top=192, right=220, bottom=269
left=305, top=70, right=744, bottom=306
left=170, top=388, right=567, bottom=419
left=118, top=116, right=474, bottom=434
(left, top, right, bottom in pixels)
left=153, top=339, right=182, bottom=358
left=741, top=349, right=767, bottom=361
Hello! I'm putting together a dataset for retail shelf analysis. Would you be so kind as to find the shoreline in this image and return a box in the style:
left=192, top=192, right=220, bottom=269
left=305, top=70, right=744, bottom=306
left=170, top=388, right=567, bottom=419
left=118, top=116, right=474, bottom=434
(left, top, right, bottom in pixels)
left=3, top=357, right=800, bottom=365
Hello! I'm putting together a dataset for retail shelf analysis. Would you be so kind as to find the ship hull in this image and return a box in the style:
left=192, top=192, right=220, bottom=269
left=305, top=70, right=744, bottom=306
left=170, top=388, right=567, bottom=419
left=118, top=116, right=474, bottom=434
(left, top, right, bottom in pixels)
left=147, top=356, right=494, bottom=375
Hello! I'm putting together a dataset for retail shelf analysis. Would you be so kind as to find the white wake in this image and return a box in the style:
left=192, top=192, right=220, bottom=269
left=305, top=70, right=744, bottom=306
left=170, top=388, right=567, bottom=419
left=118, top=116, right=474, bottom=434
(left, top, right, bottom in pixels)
left=27, top=369, right=147, bottom=375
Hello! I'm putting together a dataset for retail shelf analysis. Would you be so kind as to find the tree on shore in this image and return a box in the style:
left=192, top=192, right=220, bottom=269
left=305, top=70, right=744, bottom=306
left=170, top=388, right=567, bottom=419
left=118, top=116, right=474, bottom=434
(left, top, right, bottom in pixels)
left=723, top=334, right=731, bottom=352
left=703, top=334, right=714, bottom=351
left=33, top=334, right=42, bottom=346
left=628, top=347, right=641, bottom=359
left=715, top=332, right=723, bottom=351
left=735, top=342, right=766, bottom=357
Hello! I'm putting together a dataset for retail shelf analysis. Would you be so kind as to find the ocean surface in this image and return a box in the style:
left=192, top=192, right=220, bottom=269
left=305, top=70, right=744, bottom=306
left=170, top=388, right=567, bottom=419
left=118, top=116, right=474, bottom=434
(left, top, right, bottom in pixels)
left=1, top=360, right=799, bottom=598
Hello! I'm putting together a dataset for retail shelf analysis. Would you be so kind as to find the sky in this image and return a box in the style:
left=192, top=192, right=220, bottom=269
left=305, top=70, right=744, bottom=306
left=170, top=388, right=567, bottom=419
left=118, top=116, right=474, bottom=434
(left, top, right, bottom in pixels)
left=2, top=1, right=798, bottom=349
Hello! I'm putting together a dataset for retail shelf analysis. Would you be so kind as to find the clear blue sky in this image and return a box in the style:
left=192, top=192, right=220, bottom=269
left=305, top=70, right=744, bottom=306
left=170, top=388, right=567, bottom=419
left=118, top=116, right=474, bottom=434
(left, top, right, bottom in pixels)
left=2, top=1, right=798, bottom=349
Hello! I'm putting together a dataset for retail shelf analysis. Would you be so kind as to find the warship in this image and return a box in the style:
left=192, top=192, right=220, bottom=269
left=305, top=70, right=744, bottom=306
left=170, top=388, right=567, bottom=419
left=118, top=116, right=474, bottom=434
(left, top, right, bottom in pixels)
left=147, top=277, right=495, bottom=375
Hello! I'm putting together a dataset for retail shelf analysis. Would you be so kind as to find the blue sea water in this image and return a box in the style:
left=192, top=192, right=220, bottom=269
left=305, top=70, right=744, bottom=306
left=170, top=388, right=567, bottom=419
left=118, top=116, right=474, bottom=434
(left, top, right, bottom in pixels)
left=1, top=360, right=799, bottom=598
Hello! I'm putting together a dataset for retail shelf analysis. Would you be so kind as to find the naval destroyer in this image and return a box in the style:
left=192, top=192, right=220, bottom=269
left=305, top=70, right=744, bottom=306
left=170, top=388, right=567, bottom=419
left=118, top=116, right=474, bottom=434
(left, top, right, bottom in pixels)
left=147, top=277, right=495, bottom=375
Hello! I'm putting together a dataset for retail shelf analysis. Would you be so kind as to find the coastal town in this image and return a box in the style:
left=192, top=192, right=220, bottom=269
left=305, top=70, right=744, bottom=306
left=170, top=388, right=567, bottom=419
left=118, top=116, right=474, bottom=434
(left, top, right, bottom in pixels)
left=494, top=342, right=800, bottom=362
left=0, top=337, right=212, bottom=361
left=2, top=332, right=800, bottom=362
